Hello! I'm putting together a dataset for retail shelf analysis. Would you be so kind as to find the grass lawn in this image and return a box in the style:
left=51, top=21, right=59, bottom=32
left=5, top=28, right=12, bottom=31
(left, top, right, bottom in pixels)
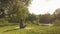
left=0, top=23, right=60, bottom=34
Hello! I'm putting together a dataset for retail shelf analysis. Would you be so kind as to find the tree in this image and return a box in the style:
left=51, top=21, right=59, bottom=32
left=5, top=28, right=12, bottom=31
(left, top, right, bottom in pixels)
left=53, top=8, right=60, bottom=20
left=0, top=0, right=32, bottom=28
left=0, top=9, right=5, bottom=18
left=26, top=14, right=38, bottom=24
left=39, top=13, right=53, bottom=24
left=0, top=0, right=32, bottom=22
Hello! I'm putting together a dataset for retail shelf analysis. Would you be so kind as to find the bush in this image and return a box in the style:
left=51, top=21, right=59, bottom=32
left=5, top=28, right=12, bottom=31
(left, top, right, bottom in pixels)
left=0, top=18, right=8, bottom=25
left=53, top=20, right=60, bottom=26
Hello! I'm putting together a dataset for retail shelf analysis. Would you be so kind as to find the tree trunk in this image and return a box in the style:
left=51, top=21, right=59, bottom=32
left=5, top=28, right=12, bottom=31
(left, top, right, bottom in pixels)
left=20, top=19, right=25, bottom=29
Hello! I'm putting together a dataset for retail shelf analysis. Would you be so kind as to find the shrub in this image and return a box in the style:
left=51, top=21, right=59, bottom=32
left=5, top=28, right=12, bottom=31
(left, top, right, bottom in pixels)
left=53, top=20, right=60, bottom=26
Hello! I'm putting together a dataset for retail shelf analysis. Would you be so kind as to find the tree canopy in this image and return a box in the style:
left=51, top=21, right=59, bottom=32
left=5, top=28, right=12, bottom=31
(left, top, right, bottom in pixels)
left=54, top=8, right=60, bottom=20
left=0, top=0, right=32, bottom=22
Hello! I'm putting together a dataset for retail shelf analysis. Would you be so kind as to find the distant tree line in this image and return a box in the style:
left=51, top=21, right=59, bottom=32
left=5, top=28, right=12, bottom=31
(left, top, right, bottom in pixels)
left=26, top=8, right=60, bottom=25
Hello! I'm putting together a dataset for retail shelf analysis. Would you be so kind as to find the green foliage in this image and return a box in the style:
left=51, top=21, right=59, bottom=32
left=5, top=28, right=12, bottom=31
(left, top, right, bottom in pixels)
left=26, top=14, right=38, bottom=24
left=53, top=8, right=60, bottom=20
left=53, top=20, right=60, bottom=26
left=0, top=18, right=8, bottom=24
left=0, top=9, right=5, bottom=18
left=0, top=0, right=32, bottom=23
left=39, top=13, right=53, bottom=23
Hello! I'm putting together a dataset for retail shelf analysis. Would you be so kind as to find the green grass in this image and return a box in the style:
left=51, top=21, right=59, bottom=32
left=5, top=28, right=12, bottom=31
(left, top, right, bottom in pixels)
left=0, top=23, right=60, bottom=34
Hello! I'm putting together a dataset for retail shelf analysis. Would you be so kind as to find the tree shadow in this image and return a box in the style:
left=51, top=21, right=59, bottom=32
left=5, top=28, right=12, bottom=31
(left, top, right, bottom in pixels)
left=0, top=24, right=18, bottom=27
left=3, top=28, right=20, bottom=32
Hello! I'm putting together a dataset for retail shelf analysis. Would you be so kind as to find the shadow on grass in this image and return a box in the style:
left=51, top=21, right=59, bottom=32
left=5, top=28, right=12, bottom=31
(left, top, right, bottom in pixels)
left=0, top=24, right=18, bottom=27
left=3, top=27, right=26, bottom=33
left=3, top=28, right=20, bottom=32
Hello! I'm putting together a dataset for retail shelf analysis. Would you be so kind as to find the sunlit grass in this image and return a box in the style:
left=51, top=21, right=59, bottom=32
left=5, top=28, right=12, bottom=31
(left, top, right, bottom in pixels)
left=0, top=23, right=60, bottom=34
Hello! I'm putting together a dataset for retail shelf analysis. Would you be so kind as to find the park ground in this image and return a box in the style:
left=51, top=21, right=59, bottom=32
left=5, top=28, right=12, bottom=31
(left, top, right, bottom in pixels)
left=0, top=23, right=60, bottom=34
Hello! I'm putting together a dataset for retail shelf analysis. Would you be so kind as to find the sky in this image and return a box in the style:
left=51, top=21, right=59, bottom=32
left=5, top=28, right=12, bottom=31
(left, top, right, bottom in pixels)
left=28, top=0, right=60, bottom=15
